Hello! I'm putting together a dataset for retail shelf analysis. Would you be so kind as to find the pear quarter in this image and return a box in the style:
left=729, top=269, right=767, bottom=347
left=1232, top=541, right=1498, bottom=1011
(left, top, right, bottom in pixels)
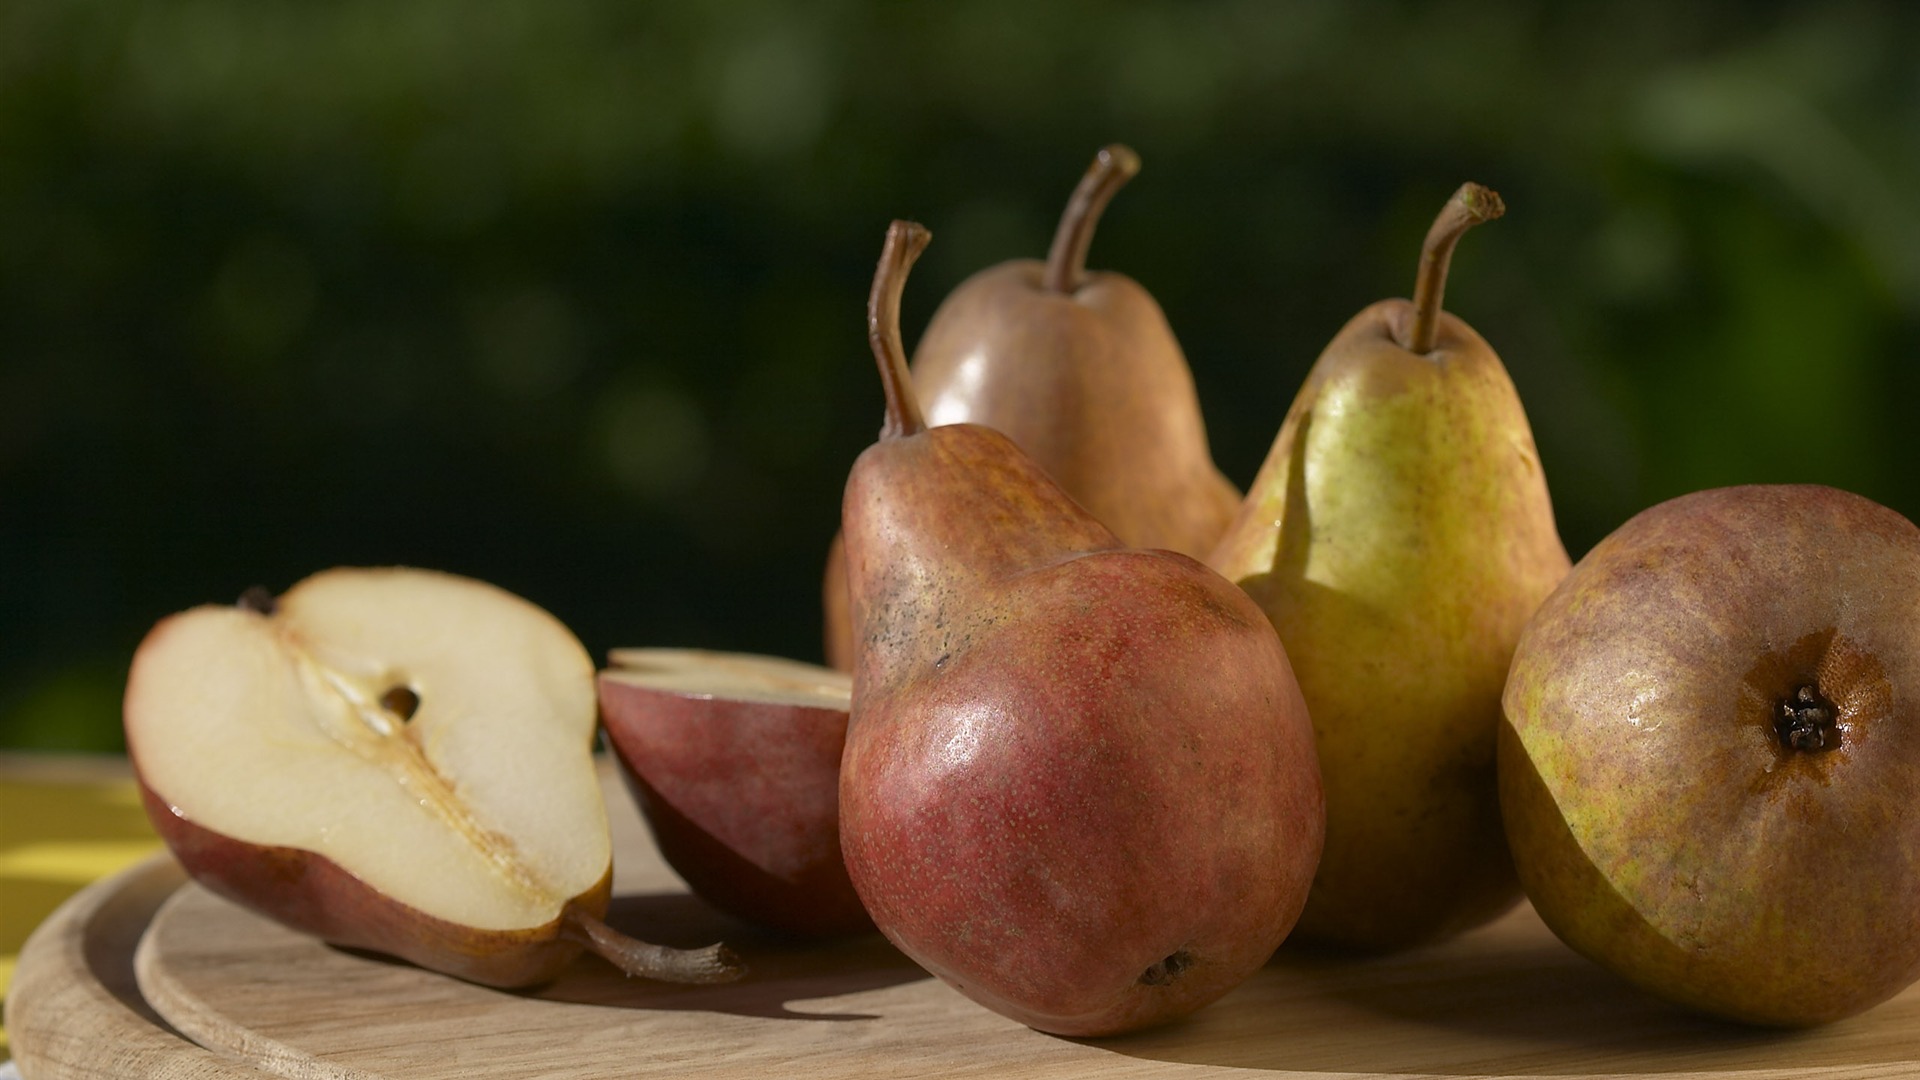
left=1502, top=485, right=1920, bottom=1024
left=599, top=651, right=871, bottom=936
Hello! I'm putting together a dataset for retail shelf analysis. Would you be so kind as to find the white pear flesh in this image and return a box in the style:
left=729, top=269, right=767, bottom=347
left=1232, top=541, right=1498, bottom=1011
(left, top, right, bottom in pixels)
left=128, top=567, right=607, bottom=933
left=605, top=647, right=852, bottom=708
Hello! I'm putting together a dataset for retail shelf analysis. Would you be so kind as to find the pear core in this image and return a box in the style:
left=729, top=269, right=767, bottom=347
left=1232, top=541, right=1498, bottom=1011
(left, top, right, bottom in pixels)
left=128, top=568, right=608, bottom=933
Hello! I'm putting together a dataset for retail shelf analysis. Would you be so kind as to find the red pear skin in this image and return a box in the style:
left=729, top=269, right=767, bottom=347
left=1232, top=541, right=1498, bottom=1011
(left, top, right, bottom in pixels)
left=138, top=775, right=609, bottom=988
left=839, top=222, right=1324, bottom=1038
left=1501, top=484, right=1920, bottom=1026
left=598, top=664, right=872, bottom=937
left=823, top=146, right=1238, bottom=671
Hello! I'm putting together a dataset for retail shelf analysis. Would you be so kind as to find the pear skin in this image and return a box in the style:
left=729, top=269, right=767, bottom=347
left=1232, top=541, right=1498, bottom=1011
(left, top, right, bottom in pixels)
left=822, top=146, right=1238, bottom=670
left=1501, top=485, right=1920, bottom=1026
left=840, top=221, right=1323, bottom=1037
left=124, top=570, right=741, bottom=988
left=907, top=144, right=1239, bottom=557
left=137, top=779, right=621, bottom=988
left=1209, top=185, right=1570, bottom=950
left=598, top=650, right=872, bottom=938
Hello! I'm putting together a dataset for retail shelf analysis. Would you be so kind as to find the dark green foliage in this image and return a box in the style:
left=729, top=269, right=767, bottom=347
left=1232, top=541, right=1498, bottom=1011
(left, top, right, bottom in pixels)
left=3, top=0, right=1916, bottom=750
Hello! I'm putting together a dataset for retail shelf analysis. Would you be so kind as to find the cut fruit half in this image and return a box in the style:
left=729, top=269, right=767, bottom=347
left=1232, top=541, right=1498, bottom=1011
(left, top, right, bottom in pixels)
left=126, top=567, right=740, bottom=987
left=601, top=649, right=870, bottom=937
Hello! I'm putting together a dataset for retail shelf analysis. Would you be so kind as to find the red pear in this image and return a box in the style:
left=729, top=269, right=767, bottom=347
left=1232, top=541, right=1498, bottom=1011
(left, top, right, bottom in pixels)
left=838, top=221, right=1324, bottom=1037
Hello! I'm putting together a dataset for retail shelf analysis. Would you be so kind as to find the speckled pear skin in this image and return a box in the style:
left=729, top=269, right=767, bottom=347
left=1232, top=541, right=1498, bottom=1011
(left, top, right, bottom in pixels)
left=910, top=261, right=1241, bottom=558
left=822, top=268, right=1239, bottom=672
left=1501, top=484, right=1920, bottom=1026
left=838, top=420, right=1324, bottom=1038
left=820, top=149, right=1239, bottom=674
left=1208, top=299, right=1569, bottom=951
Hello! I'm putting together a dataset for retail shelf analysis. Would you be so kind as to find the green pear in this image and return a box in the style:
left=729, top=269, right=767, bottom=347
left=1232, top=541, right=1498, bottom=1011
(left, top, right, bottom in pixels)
left=1208, top=184, right=1570, bottom=950
left=1502, top=484, right=1920, bottom=1026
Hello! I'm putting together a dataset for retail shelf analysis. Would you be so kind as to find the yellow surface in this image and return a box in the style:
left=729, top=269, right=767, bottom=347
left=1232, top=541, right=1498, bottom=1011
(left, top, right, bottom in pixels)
left=0, top=757, right=163, bottom=1055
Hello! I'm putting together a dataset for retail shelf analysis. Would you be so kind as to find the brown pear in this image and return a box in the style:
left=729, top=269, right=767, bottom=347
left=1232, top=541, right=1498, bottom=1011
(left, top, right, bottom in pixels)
left=823, top=145, right=1239, bottom=669
left=1209, top=184, right=1571, bottom=951
left=838, top=221, right=1323, bottom=1037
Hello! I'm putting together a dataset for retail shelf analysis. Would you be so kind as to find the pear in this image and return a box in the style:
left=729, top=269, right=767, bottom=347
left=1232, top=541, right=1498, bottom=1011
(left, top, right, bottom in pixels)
left=126, top=568, right=741, bottom=988
left=838, top=221, right=1324, bottom=1037
left=1502, top=485, right=1920, bottom=1026
left=599, top=648, right=871, bottom=937
left=1208, top=184, right=1570, bottom=951
left=822, top=145, right=1239, bottom=670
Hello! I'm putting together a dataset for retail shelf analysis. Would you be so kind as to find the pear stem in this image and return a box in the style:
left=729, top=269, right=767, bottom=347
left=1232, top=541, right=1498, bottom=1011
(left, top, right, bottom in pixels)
left=1041, top=144, right=1141, bottom=295
left=871, top=220, right=933, bottom=440
left=236, top=586, right=277, bottom=615
left=561, top=904, right=744, bottom=984
left=1403, top=182, right=1505, bottom=355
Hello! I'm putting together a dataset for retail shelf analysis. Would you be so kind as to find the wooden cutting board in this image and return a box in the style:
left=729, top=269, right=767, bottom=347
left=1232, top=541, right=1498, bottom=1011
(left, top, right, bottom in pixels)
left=12, top=763, right=1920, bottom=1079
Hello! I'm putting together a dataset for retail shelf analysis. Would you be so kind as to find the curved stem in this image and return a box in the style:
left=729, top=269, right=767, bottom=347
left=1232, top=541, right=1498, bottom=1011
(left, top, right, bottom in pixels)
left=870, top=220, right=933, bottom=440
left=1402, top=182, right=1505, bottom=355
left=562, top=904, right=743, bottom=984
left=1042, top=144, right=1141, bottom=295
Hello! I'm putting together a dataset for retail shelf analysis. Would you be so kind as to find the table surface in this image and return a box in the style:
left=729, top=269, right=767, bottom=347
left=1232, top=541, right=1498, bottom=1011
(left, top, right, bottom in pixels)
left=14, top=753, right=1920, bottom=1080
left=0, top=753, right=164, bottom=1062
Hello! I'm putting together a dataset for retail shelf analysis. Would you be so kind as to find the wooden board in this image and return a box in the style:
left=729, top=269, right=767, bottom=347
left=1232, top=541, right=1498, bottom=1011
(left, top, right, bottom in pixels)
left=3, top=855, right=270, bottom=1079
left=14, top=763, right=1920, bottom=1079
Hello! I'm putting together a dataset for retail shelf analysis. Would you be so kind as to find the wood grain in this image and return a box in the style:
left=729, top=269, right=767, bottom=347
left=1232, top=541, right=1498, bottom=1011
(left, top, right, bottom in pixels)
left=3, top=855, right=270, bottom=1079
left=15, top=760, right=1920, bottom=1078
left=126, top=880, right=1920, bottom=1080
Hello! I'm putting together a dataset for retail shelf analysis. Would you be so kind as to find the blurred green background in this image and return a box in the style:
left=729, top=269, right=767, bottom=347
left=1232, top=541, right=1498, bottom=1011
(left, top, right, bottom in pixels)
left=4, top=1, right=1917, bottom=751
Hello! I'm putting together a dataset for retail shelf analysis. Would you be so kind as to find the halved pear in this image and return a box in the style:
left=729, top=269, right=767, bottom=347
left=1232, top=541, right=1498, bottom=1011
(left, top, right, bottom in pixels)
left=600, top=648, right=870, bottom=937
left=125, top=567, right=739, bottom=988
